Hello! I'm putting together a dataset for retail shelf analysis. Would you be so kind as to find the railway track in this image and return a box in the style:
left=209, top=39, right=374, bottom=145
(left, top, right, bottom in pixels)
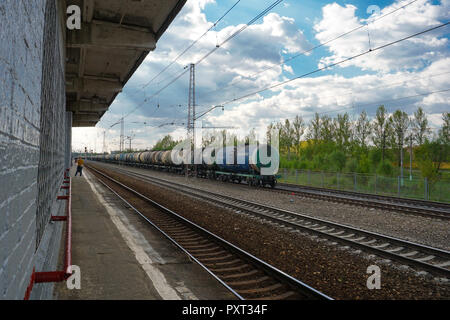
left=87, top=166, right=332, bottom=300
left=276, top=183, right=450, bottom=220
left=91, top=160, right=450, bottom=220
left=88, top=163, right=450, bottom=279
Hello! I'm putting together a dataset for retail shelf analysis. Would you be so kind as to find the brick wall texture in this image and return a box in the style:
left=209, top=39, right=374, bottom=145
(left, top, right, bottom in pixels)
left=0, top=0, right=70, bottom=299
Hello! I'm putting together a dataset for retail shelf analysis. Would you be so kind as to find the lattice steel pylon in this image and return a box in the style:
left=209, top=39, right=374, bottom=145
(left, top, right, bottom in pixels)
left=119, top=117, right=124, bottom=152
left=187, top=63, right=196, bottom=143
left=102, top=130, right=106, bottom=154
left=186, top=63, right=196, bottom=176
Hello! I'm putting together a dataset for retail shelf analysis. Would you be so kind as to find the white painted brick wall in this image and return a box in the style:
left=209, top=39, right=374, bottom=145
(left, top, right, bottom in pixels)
left=0, top=0, right=65, bottom=300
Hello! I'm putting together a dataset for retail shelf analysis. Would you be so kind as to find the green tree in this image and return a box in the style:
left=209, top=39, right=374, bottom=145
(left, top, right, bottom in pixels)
left=320, top=115, right=334, bottom=143
left=152, top=135, right=179, bottom=150
left=372, top=105, right=392, bottom=161
left=292, top=115, right=305, bottom=156
left=376, top=160, right=394, bottom=176
left=412, top=107, right=430, bottom=145
left=355, top=110, right=372, bottom=149
left=330, top=150, right=346, bottom=172
left=414, top=114, right=449, bottom=182
left=439, top=112, right=450, bottom=146
left=391, top=109, right=410, bottom=170
left=415, top=140, right=449, bottom=182
left=334, top=113, right=352, bottom=150
left=281, top=119, right=295, bottom=160
left=307, top=113, right=321, bottom=143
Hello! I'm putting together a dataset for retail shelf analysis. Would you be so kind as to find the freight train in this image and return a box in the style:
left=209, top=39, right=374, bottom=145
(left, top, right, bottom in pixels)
left=88, top=144, right=280, bottom=188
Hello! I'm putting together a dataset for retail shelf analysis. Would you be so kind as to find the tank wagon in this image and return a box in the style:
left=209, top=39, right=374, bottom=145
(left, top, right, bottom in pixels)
left=88, top=144, right=279, bottom=187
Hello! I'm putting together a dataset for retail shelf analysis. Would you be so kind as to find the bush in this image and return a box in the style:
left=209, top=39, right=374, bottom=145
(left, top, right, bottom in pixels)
left=329, top=150, right=346, bottom=172
left=417, top=159, right=441, bottom=182
left=358, top=155, right=371, bottom=173
left=298, top=160, right=309, bottom=169
left=369, top=149, right=382, bottom=168
left=345, top=158, right=358, bottom=173
left=376, top=161, right=394, bottom=176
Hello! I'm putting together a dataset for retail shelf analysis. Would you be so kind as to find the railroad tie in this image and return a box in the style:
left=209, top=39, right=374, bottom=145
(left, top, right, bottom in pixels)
left=254, top=291, right=296, bottom=300
left=210, top=264, right=250, bottom=273
left=359, top=239, right=377, bottom=245
left=189, top=246, right=222, bottom=254
left=227, top=276, right=270, bottom=287
left=199, top=254, right=234, bottom=262
left=415, top=255, right=436, bottom=262
left=401, top=251, right=419, bottom=257
left=194, top=251, right=228, bottom=258
left=220, top=270, right=259, bottom=280
left=204, top=259, right=242, bottom=267
left=372, top=243, right=390, bottom=249
left=236, top=283, right=283, bottom=295
left=435, top=261, right=450, bottom=268
left=385, top=247, right=404, bottom=253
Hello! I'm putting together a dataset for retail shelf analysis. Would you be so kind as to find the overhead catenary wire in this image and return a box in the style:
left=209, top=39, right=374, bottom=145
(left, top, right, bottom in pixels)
left=316, top=88, right=450, bottom=117
left=196, top=88, right=450, bottom=132
left=100, top=0, right=245, bottom=127
left=218, top=21, right=450, bottom=107
left=126, top=68, right=190, bottom=118
left=101, top=2, right=448, bottom=138
left=195, top=0, right=284, bottom=66
left=101, top=68, right=190, bottom=129
left=261, top=88, right=449, bottom=139
left=105, top=70, right=450, bottom=130
left=283, top=71, right=450, bottom=108
left=103, top=0, right=284, bottom=127
left=200, top=0, right=421, bottom=98
left=109, top=0, right=284, bottom=125
left=141, top=0, right=243, bottom=90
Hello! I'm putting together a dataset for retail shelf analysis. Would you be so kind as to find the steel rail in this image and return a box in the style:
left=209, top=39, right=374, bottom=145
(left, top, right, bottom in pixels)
left=87, top=165, right=332, bottom=300
left=90, top=163, right=450, bottom=279
left=276, top=183, right=450, bottom=220
left=92, top=159, right=450, bottom=220
left=279, top=183, right=450, bottom=209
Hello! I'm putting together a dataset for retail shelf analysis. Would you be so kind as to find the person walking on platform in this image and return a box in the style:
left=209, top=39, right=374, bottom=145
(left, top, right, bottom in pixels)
left=75, top=158, right=84, bottom=176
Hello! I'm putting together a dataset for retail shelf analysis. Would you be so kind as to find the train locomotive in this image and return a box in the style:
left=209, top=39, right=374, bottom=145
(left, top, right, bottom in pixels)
left=88, top=144, right=280, bottom=188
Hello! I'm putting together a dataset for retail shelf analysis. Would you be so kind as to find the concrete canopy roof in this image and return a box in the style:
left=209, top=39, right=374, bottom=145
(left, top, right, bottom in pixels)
left=65, top=0, right=187, bottom=127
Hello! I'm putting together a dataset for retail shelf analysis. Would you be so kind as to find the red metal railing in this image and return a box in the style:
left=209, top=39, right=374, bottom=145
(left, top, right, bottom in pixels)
left=24, top=169, right=73, bottom=300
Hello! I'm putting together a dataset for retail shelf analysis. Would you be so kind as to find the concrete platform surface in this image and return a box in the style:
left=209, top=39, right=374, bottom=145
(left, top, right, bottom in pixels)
left=54, top=166, right=236, bottom=300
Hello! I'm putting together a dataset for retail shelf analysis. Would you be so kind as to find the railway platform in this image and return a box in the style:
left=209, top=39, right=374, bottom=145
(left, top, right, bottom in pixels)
left=53, top=166, right=235, bottom=300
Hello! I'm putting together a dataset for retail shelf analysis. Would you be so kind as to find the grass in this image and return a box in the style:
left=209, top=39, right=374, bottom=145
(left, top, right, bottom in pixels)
left=278, top=168, right=450, bottom=203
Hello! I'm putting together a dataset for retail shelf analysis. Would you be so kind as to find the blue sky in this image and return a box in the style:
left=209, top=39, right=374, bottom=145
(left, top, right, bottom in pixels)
left=72, top=0, right=449, bottom=152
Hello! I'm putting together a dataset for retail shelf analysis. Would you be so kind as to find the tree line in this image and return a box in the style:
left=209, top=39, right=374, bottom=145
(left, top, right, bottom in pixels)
left=147, top=106, right=449, bottom=182
left=269, top=106, right=449, bottom=182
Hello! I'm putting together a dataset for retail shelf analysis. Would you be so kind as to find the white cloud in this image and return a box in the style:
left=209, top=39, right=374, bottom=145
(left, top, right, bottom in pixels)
left=205, top=57, right=450, bottom=137
left=129, top=9, right=312, bottom=107
left=86, top=0, right=449, bottom=152
left=314, top=0, right=450, bottom=72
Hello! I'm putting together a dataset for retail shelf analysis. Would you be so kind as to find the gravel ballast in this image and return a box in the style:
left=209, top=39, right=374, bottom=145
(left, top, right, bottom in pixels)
left=88, top=163, right=450, bottom=300
left=93, top=162, right=450, bottom=251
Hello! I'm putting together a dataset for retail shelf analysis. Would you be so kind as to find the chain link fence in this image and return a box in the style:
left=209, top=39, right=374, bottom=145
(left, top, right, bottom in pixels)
left=278, top=168, right=450, bottom=203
